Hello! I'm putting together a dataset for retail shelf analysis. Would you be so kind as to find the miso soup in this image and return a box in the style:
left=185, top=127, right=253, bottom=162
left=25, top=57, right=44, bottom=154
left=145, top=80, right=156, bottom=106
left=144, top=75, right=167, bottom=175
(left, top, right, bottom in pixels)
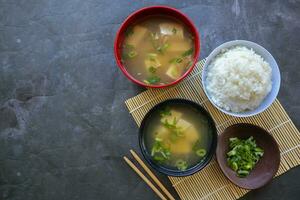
left=121, top=16, right=195, bottom=85
left=144, top=104, right=213, bottom=171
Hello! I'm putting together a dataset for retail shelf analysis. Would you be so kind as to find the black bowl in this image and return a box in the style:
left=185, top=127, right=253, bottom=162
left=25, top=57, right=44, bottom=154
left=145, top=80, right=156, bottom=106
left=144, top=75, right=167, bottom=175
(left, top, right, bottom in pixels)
left=139, top=99, right=218, bottom=177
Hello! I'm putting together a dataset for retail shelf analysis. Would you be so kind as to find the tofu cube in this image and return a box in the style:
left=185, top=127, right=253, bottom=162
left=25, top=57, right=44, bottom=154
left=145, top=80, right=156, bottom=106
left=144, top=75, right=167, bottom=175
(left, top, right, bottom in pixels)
left=176, top=119, right=192, bottom=132
left=170, top=126, right=199, bottom=155
left=159, top=23, right=184, bottom=39
left=170, top=139, right=192, bottom=154
left=155, top=126, right=170, bottom=140
left=166, top=63, right=182, bottom=80
left=126, top=25, right=148, bottom=46
left=144, top=54, right=161, bottom=70
left=184, top=126, right=200, bottom=143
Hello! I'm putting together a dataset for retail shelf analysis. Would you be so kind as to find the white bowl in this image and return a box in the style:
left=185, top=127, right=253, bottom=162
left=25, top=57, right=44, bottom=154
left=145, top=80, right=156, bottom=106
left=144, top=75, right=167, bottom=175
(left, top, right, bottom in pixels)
left=202, top=40, right=281, bottom=117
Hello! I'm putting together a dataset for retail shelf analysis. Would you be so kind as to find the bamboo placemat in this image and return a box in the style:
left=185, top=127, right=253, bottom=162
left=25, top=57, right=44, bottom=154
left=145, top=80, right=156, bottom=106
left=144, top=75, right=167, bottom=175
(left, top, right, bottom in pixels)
left=125, top=59, right=300, bottom=200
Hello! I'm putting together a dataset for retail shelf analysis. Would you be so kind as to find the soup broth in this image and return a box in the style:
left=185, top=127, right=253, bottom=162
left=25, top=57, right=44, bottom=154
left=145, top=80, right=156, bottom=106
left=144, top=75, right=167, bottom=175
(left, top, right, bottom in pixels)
left=121, top=16, right=195, bottom=85
left=144, top=104, right=212, bottom=171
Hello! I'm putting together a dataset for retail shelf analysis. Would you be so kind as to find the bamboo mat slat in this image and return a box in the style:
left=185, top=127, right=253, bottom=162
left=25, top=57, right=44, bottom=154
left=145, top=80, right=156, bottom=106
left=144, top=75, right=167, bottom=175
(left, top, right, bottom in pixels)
left=125, top=59, right=300, bottom=200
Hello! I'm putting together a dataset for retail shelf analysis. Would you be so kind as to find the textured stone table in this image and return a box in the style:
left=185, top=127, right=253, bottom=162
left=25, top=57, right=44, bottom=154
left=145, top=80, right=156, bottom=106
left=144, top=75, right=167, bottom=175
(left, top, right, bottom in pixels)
left=0, top=0, right=299, bottom=199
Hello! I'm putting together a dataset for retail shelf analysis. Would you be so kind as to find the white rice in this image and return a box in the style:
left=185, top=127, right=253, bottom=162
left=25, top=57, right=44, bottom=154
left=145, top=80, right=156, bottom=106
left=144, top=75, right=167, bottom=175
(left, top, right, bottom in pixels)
left=206, top=46, right=272, bottom=113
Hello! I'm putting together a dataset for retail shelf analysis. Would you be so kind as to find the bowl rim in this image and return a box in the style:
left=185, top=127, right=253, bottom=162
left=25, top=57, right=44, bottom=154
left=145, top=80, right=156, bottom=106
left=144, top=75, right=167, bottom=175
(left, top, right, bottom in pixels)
left=114, top=5, right=200, bottom=88
left=138, top=98, right=218, bottom=177
left=216, top=123, right=280, bottom=189
left=201, top=40, right=281, bottom=117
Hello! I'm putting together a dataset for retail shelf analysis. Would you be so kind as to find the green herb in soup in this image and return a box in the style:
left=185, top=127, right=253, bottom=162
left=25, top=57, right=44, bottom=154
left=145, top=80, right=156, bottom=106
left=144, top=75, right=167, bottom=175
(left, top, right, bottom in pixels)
left=193, top=139, right=207, bottom=158
left=227, top=137, right=264, bottom=177
left=146, top=105, right=211, bottom=171
left=175, top=159, right=188, bottom=171
left=144, top=75, right=160, bottom=84
left=159, top=106, right=171, bottom=117
left=151, top=137, right=171, bottom=162
left=122, top=44, right=138, bottom=60
left=122, top=16, right=194, bottom=85
left=182, top=48, right=194, bottom=57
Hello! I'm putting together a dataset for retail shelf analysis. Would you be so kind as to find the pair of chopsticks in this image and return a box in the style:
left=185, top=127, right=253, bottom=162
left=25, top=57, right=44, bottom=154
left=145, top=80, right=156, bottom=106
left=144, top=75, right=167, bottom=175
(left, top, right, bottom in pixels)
left=124, top=149, right=175, bottom=200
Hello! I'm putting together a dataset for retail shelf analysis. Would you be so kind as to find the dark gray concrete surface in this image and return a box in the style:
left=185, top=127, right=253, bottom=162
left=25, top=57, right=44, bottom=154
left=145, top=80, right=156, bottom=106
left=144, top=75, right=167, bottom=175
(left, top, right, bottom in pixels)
left=0, top=0, right=299, bottom=199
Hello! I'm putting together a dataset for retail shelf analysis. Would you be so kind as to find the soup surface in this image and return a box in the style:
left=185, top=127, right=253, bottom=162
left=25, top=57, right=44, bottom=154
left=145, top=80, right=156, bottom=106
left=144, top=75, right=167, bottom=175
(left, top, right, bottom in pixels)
left=121, top=16, right=195, bottom=85
left=144, top=104, right=212, bottom=171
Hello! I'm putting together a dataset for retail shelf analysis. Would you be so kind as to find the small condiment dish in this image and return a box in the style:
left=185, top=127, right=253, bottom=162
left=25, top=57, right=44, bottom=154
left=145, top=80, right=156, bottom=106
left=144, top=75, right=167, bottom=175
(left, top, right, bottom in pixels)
left=216, top=123, right=280, bottom=189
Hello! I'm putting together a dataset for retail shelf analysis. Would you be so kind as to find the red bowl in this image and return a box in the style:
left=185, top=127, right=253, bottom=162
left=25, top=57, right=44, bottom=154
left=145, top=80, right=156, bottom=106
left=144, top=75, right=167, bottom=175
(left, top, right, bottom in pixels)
left=114, top=6, right=200, bottom=88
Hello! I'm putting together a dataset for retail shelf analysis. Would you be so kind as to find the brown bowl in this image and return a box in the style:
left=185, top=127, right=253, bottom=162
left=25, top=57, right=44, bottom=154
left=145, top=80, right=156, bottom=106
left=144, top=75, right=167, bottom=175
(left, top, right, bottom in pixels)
left=216, top=123, right=280, bottom=189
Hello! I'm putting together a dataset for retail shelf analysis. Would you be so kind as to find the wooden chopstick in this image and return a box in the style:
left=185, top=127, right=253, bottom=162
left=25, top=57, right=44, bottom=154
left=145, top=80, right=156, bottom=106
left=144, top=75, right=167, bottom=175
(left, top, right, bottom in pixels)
left=130, top=149, right=176, bottom=200
left=123, top=156, right=167, bottom=200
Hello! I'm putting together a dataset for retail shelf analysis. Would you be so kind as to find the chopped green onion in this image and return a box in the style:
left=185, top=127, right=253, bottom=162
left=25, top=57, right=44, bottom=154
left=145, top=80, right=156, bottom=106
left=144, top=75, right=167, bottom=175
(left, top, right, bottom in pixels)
left=157, top=43, right=170, bottom=53
left=175, top=159, right=188, bottom=171
left=169, top=57, right=183, bottom=64
left=159, top=106, right=171, bottom=117
left=124, top=44, right=135, bottom=49
left=237, top=170, right=250, bottom=177
left=255, top=151, right=264, bottom=157
left=148, top=66, right=157, bottom=73
left=147, top=53, right=157, bottom=62
left=122, top=44, right=136, bottom=60
left=227, top=137, right=264, bottom=178
left=151, top=137, right=171, bottom=163
left=160, top=113, right=186, bottom=139
left=145, top=76, right=160, bottom=84
left=148, top=53, right=157, bottom=58
left=153, top=155, right=165, bottom=162
left=162, top=119, right=177, bottom=129
left=175, top=58, right=183, bottom=63
left=196, top=149, right=207, bottom=157
left=182, top=48, right=193, bottom=57
left=128, top=51, right=137, bottom=58
left=227, top=148, right=237, bottom=157
left=230, top=161, right=238, bottom=171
